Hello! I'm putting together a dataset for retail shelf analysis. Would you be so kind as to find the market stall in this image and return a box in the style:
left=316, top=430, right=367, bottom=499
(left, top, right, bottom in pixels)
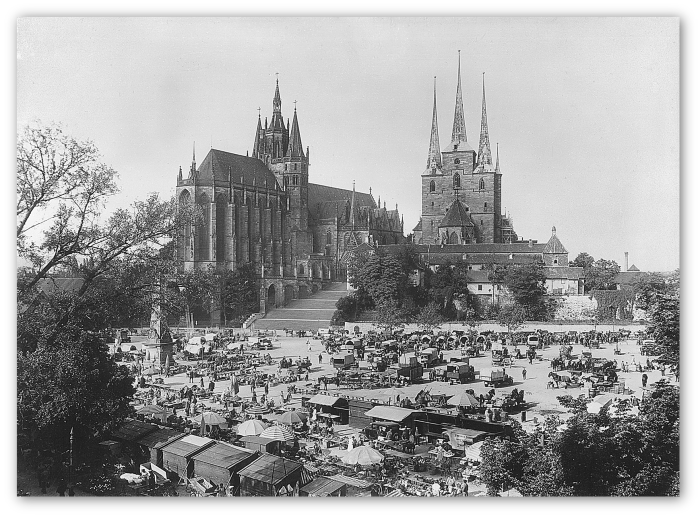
left=307, top=394, right=349, bottom=424
left=238, top=453, right=312, bottom=496
left=238, top=435, right=283, bottom=455
left=161, top=435, right=216, bottom=481
left=364, top=405, right=425, bottom=434
left=191, top=442, right=258, bottom=493
left=299, top=476, right=347, bottom=497
left=136, top=427, right=186, bottom=468
left=112, top=419, right=159, bottom=444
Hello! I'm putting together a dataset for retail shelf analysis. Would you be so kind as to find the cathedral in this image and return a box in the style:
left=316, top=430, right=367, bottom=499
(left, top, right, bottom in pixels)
left=412, top=52, right=516, bottom=245
left=175, top=79, right=404, bottom=314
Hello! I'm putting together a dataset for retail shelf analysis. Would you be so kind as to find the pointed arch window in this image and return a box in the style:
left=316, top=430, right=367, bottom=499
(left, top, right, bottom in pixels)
left=429, top=180, right=436, bottom=192
left=484, top=202, right=488, bottom=212
left=453, top=173, right=461, bottom=189
left=479, top=178, right=485, bottom=190
left=326, top=229, right=332, bottom=245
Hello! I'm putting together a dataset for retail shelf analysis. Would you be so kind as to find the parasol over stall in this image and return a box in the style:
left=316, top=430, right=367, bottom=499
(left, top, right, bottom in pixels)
left=341, top=445, right=384, bottom=466
left=195, top=411, right=229, bottom=429
left=447, top=391, right=480, bottom=408
left=260, top=424, right=295, bottom=443
left=278, top=411, right=308, bottom=426
left=237, top=419, right=269, bottom=436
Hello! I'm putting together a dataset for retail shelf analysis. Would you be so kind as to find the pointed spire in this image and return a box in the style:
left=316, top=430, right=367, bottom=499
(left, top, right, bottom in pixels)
left=477, top=72, right=493, bottom=168
left=253, top=113, right=263, bottom=158
left=495, top=143, right=500, bottom=173
left=287, top=107, right=304, bottom=158
left=350, top=180, right=356, bottom=230
left=189, top=142, right=197, bottom=178
left=273, top=76, right=281, bottom=113
left=427, top=76, right=442, bottom=171
left=177, top=165, right=182, bottom=183
left=451, top=50, right=468, bottom=146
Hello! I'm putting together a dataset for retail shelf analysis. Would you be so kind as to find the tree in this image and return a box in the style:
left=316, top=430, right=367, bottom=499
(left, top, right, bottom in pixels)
left=569, top=251, right=594, bottom=270
left=360, top=254, right=409, bottom=308
left=647, top=292, right=680, bottom=366
left=632, top=272, right=672, bottom=311
left=415, top=302, right=443, bottom=333
left=497, top=303, right=526, bottom=337
left=586, top=258, right=620, bottom=291
left=374, top=302, right=406, bottom=335
left=17, top=123, right=119, bottom=256
left=219, top=264, right=259, bottom=326
left=502, top=262, right=548, bottom=319
left=17, top=331, right=135, bottom=451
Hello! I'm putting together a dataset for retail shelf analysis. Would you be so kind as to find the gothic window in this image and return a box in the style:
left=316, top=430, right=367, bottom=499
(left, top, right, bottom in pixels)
left=484, top=202, right=488, bottom=212
left=429, top=180, right=436, bottom=192
left=298, top=264, right=305, bottom=276
left=554, top=258, right=559, bottom=265
left=480, top=220, right=483, bottom=226
left=284, top=176, right=289, bottom=187
left=292, top=175, right=299, bottom=186
left=453, top=173, right=461, bottom=189
left=449, top=232, right=458, bottom=244
left=294, top=163, right=298, bottom=171
left=479, top=178, right=485, bottom=190
left=326, top=230, right=332, bottom=245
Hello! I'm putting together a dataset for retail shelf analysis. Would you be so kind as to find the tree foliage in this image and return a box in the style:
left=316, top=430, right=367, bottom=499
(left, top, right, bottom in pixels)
left=479, top=382, right=680, bottom=496
left=502, top=262, right=548, bottom=319
left=415, top=302, right=443, bottom=333
left=497, top=303, right=526, bottom=336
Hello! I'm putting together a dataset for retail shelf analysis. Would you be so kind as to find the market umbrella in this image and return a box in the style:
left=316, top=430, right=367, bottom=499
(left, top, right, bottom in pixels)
left=237, top=419, right=268, bottom=436
left=142, top=367, right=158, bottom=376
left=342, top=445, right=384, bottom=466
left=380, top=387, right=405, bottom=402
left=246, top=405, right=270, bottom=415
left=278, top=410, right=307, bottom=426
left=196, top=411, right=228, bottom=427
left=463, top=441, right=485, bottom=463
left=260, top=424, right=295, bottom=442
left=447, top=392, right=480, bottom=408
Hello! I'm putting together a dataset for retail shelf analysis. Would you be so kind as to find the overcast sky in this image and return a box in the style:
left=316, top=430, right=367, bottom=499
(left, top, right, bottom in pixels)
left=16, top=17, right=679, bottom=271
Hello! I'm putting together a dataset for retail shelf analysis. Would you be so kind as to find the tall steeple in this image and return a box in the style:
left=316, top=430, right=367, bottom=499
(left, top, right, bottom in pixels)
left=253, top=113, right=263, bottom=158
left=477, top=73, right=493, bottom=169
left=287, top=106, right=304, bottom=158
left=271, top=77, right=285, bottom=131
left=450, top=50, right=468, bottom=146
left=426, top=76, right=442, bottom=172
left=350, top=180, right=356, bottom=230
left=189, top=142, right=196, bottom=178
left=495, top=142, right=500, bottom=173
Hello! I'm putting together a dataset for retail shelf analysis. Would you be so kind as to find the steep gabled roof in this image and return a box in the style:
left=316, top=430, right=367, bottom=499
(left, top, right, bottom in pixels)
left=308, top=183, right=375, bottom=208
left=195, top=149, right=279, bottom=187
left=439, top=199, right=474, bottom=228
left=627, top=264, right=640, bottom=272
left=543, top=228, right=568, bottom=254
left=412, top=218, right=423, bottom=233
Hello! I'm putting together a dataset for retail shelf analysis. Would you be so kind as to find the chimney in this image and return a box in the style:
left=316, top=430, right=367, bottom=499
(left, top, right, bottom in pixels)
left=528, top=239, right=533, bottom=248
left=624, top=252, right=629, bottom=272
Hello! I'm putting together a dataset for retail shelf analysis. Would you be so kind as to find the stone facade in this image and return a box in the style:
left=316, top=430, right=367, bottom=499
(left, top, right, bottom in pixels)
left=175, top=80, right=404, bottom=318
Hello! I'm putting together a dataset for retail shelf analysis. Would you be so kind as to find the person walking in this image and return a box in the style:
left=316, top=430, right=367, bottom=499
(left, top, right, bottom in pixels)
left=522, top=369, right=527, bottom=380
left=56, top=477, right=67, bottom=497
left=318, top=352, right=323, bottom=364
left=641, top=373, right=648, bottom=388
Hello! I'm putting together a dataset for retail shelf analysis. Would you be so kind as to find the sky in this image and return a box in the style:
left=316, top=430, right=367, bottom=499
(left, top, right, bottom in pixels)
left=16, top=17, right=679, bottom=272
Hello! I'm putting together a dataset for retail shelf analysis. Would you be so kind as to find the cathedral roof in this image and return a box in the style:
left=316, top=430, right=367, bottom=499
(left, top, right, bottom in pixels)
left=439, top=199, right=474, bottom=228
left=308, top=183, right=376, bottom=210
left=412, top=218, right=423, bottom=233
left=196, top=149, right=279, bottom=187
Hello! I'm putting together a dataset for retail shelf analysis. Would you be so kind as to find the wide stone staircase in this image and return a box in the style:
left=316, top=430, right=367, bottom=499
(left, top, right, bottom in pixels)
left=253, top=282, right=348, bottom=331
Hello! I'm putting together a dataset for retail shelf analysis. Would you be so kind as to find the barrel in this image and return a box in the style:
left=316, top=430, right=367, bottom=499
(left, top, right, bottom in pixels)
left=588, top=387, right=597, bottom=398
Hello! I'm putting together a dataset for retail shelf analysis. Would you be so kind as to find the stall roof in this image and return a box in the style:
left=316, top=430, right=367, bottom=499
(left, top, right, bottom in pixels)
left=301, top=476, right=347, bottom=496
left=238, top=453, right=303, bottom=486
left=240, top=435, right=281, bottom=446
left=161, top=435, right=215, bottom=457
left=112, top=419, right=159, bottom=442
left=136, top=427, right=186, bottom=449
left=364, top=406, right=424, bottom=423
left=192, top=442, right=256, bottom=470
left=308, top=394, right=344, bottom=407
left=328, top=473, right=373, bottom=489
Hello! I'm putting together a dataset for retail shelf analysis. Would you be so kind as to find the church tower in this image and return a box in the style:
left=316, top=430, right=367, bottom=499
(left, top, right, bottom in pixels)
left=419, top=54, right=504, bottom=244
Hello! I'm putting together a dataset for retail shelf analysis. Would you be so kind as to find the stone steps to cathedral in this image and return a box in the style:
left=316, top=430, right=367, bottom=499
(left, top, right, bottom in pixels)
left=254, top=282, right=348, bottom=331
